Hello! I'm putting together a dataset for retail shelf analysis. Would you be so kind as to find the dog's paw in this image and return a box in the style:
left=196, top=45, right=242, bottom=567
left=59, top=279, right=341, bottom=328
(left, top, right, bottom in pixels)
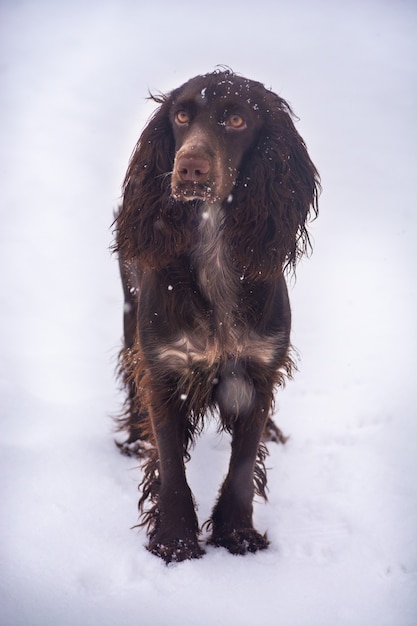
left=209, top=528, right=269, bottom=555
left=148, top=537, right=205, bottom=564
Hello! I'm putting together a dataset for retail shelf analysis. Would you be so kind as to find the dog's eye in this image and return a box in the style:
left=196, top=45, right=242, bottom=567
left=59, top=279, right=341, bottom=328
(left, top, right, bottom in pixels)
left=175, top=110, right=190, bottom=125
left=226, top=114, right=246, bottom=129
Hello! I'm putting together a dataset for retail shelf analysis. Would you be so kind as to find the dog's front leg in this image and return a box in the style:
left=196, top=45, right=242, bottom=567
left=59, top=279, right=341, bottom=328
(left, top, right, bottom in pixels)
left=143, top=389, right=204, bottom=563
left=209, top=364, right=272, bottom=554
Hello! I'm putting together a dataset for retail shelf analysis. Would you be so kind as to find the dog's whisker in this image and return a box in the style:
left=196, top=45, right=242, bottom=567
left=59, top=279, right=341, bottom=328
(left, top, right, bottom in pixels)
left=155, top=171, right=173, bottom=181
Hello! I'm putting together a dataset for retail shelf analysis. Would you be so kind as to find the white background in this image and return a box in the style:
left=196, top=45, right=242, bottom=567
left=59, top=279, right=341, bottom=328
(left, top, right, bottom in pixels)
left=1, top=1, right=416, bottom=625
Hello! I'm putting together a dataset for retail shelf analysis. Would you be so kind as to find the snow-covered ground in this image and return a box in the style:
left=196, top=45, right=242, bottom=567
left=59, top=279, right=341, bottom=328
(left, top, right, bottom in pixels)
left=1, top=1, right=416, bottom=625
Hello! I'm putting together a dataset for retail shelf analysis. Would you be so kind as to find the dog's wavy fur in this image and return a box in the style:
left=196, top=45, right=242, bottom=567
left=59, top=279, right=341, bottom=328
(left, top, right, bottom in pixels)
left=114, top=69, right=320, bottom=562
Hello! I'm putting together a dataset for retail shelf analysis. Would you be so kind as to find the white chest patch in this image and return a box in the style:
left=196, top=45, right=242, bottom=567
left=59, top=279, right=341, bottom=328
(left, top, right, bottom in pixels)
left=191, top=202, right=238, bottom=318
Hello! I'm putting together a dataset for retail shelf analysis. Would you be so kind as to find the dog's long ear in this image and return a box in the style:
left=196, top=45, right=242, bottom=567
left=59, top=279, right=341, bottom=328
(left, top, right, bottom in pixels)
left=115, top=95, right=194, bottom=269
left=227, top=93, right=320, bottom=281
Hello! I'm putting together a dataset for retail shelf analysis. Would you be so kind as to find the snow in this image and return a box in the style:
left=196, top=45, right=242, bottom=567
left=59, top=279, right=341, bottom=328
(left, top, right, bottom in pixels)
left=0, top=0, right=416, bottom=625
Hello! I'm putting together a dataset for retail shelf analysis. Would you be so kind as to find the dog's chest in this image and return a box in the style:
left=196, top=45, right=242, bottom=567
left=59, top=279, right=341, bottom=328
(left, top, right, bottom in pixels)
left=156, top=203, right=280, bottom=370
left=190, top=203, right=239, bottom=322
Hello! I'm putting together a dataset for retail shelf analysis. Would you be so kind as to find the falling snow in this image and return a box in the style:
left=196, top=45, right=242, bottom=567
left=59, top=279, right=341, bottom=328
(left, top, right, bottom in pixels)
left=0, top=2, right=416, bottom=626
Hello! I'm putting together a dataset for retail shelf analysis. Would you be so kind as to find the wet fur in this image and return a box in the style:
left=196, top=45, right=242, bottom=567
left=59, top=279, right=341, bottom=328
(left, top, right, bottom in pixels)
left=113, top=69, right=319, bottom=562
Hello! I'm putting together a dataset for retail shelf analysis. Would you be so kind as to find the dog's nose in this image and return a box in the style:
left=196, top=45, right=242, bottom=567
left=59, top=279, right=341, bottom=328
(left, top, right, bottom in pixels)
left=177, top=156, right=210, bottom=182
